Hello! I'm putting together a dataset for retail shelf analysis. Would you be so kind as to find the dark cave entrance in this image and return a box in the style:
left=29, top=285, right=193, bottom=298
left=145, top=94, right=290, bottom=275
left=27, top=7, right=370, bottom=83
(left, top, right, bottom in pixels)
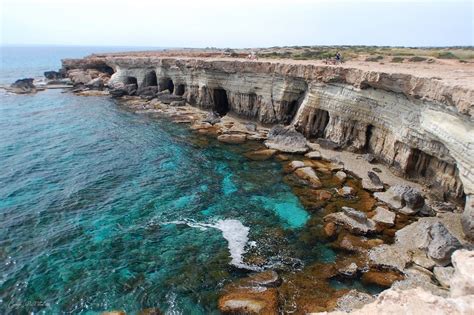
left=406, top=148, right=431, bottom=178
left=212, top=88, right=230, bottom=116
left=175, top=84, right=185, bottom=96
left=159, top=78, right=175, bottom=93
left=312, top=109, right=330, bottom=138
left=124, top=76, right=138, bottom=87
left=365, top=124, right=374, bottom=151
left=143, top=71, right=158, bottom=87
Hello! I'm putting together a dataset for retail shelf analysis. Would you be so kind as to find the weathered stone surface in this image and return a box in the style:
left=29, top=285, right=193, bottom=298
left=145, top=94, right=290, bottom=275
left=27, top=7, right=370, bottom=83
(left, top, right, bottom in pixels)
left=334, top=290, right=375, bottom=312
left=325, top=208, right=376, bottom=235
left=338, top=262, right=358, bottom=278
left=412, top=249, right=437, bottom=270
left=361, top=270, right=404, bottom=288
left=305, top=151, right=322, bottom=160
left=461, top=195, right=474, bottom=240
left=217, top=134, right=247, bottom=144
left=372, top=207, right=396, bottom=226
left=86, top=77, right=104, bottom=90
left=434, top=266, right=455, bottom=288
left=374, top=185, right=424, bottom=213
left=427, top=222, right=462, bottom=266
left=294, top=167, right=322, bottom=188
left=287, top=160, right=306, bottom=172
left=218, top=288, right=278, bottom=314
left=264, top=125, right=308, bottom=153
left=450, top=250, right=474, bottom=298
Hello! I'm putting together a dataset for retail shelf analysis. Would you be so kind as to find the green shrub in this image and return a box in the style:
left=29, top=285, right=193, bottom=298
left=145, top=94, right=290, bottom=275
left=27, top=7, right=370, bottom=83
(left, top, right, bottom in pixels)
left=409, top=56, right=427, bottom=62
left=365, top=55, right=384, bottom=62
left=437, top=51, right=459, bottom=59
left=391, top=57, right=404, bottom=63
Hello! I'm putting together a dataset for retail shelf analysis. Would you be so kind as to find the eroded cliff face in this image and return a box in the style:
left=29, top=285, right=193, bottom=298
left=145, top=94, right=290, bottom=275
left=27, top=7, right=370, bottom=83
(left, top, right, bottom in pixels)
left=62, top=56, right=474, bottom=221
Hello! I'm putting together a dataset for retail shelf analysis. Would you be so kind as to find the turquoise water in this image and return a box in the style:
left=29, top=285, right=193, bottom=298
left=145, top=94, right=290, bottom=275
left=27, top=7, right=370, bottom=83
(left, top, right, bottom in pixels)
left=0, top=46, right=324, bottom=313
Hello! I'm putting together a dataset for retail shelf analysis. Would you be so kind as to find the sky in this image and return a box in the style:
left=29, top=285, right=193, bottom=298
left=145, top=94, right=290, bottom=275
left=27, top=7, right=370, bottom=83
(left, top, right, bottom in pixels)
left=0, top=0, right=473, bottom=47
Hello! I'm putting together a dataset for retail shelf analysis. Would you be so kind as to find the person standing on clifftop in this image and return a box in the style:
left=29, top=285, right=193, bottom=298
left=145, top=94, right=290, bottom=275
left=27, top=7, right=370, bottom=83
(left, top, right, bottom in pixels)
left=335, top=52, right=341, bottom=61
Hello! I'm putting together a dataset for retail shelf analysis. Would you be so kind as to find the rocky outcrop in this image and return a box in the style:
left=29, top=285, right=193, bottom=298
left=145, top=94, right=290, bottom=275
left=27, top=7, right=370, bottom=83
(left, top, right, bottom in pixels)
left=61, top=55, right=473, bottom=237
left=9, top=78, right=37, bottom=93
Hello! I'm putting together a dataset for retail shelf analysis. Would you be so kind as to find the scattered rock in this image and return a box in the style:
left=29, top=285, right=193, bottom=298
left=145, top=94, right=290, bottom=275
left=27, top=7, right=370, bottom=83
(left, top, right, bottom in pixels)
left=324, top=208, right=376, bottom=235
left=335, top=171, right=347, bottom=182
left=428, top=222, right=462, bottom=266
left=363, top=154, right=376, bottom=163
left=450, top=249, right=474, bottom=297
left=314, top=189, right=333, bottom=201
left=324, top=222, right=337, bottom=238
left=367, top=171, right=383, bottom=186
left=433, top=266, right=455, bottom=288
left=85, top=77, right=104, bottom=90
left=156, top=93, right=183, bottom=104
left=245, top=149, right=277, bottom=161
left=245, top=270, right=282, bottom=288
left=316, top=139, right=340, bottom=150
left=372, top=207, right=396, bottom=226
left=338, top=262, right=358, bottom=278
left=305, top=151, right=322, bottom=160
left=372, top=167, right=382, bottom=173
left=369, top=244, right=411, bottom=271
left=264, top=125, right=308, bottom=153
left=287, top=160, right=306, bottom=172
left=9, top=78, right=36, bottom=93
left=217, top=134, right=247, bottom=144
left=218, top=288, right=278, bottom=314
left=338, top=186, right=356, bottom=197
left=361, top=178, right=384, bottom=192
left=374, top=185, right=424, bottom=213
left=294, top=167, right=322, bottom=188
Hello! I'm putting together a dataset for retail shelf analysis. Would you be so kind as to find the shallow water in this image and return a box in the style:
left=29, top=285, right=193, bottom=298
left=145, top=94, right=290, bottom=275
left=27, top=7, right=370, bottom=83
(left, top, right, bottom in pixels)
left=0, top=46, right=386, bottom=314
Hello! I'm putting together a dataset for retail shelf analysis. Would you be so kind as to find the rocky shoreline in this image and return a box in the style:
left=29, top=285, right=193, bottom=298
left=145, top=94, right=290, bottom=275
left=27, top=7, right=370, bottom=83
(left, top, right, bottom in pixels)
left=7, top=54, right=474, bottom=314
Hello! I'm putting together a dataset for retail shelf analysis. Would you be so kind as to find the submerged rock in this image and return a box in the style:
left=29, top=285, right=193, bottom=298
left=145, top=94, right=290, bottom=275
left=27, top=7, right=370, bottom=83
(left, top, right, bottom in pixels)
left=337, top=186, right=356, bottom=197
left=361, top=270, right=404, bottom=288
left=245, top=149, right=277, bottom=161
left=294, top=167, right=322, bottom=188
left=264, top=125, right=308, bottom=153
left=217, top=134, right=247, bottom=144
left=335, top=171, right=347, bottom=182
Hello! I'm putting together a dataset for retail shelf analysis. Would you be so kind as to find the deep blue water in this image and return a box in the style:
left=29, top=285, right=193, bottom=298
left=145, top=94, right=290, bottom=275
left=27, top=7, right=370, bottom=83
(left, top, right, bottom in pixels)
left=0, top=46, right=324, bottom=313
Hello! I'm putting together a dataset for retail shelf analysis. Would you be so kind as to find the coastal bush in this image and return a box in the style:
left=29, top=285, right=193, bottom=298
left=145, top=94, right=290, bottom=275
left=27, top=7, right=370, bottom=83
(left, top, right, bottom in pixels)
left=366, top=55, right=384, bottom=62
left=437, top=51, right=459, bottom=59
left=409, top=56, right=427, bottom=62
left=391, top=57, right=404, bottom=63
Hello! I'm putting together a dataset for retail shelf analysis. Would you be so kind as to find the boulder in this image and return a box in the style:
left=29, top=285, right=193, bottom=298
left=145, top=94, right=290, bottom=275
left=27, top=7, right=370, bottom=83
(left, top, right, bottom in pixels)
left=305, top=151, right=322, bottom=160
left=244, top=149, right=277, bottom=161
left=137, top=86, right=159, bottom=100
left=294, top=167, right=322, bottom=188
left=450, top=249, right=474, bottom=297
left=433, top=266, right=454, bottom=288
left=338, top=262, right=358, bottom=278
left=324, top=208, right=376, bottom=235
left=218, top=288, right=278, bottom=314
left=363, top=153, right=376, bottom=163
left=367, top=171, right=383, bottom=186
left=203, top=112, right=221, bottom=125
left=335, top=171, right=347, bottom=182
left=85, top=77, right=104, bottom=90
left=44, top=70, right=64, bottom=80
left=338, top=186, right=356, bottom=197
left=374, top=185, right=424, bottom=213
left=217, top=134, right=247, bottom=144
left=264, top=125, right=308, bottom=153
left=361, top=270, right=404, bottom=288
left=411, top=249, right=436, bottom=270
left=287, top=160, right=306, bottom=172
left=10, top=78, right=36, bottom=93
left=361, top=178, right=384, bottom=192
left=316, top=138, right=340, bottom=150
left=427, top=222, right=462, bottom=266
left=372, top=207, right=396, bottom=226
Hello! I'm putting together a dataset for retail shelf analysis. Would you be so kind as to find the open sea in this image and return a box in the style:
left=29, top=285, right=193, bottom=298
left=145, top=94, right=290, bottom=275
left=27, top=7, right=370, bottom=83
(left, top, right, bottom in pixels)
left=0, top=46, right=378, bottom=314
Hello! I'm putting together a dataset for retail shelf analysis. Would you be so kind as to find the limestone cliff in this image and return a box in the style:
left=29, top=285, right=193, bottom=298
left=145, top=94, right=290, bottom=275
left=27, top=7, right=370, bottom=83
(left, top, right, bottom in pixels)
left=61, top=56, right=474, bottom=236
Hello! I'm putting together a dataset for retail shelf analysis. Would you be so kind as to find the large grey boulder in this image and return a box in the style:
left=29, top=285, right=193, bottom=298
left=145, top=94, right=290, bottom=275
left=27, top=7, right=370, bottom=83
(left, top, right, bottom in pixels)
left=374, top=185, right=424, bottom=214
left=427, top=222, right=462, bottom=266
left=264, top=125, right=308, bottom=153
left=10, top=78, right=36, bottom=93
left=324, top=207, right=376, bottom=235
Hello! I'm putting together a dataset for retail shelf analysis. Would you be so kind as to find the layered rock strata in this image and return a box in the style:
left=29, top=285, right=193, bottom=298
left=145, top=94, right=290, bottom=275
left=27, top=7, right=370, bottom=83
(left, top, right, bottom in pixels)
left=61, top=56, right=474, bottom=237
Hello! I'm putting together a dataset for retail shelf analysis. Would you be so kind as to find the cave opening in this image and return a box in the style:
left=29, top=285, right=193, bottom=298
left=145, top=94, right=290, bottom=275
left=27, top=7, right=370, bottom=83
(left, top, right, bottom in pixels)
left=311, top=109, right=330, bottom=138
left=98, top=65, right=115, bottom=76
left=212, top=88, right=230, bottom=116
left=124, top=76, right=138, bottom=86
left=283, top=100, right=300, bottom=125
left=143, top=71, right=158, bottom=87
left=365, top=124, right=374, bottom=151
left=406, top=148, right=431, bottom=178
left=175, top=84, right=185, bottom=96
left=159, top=78, right=175, bottom=93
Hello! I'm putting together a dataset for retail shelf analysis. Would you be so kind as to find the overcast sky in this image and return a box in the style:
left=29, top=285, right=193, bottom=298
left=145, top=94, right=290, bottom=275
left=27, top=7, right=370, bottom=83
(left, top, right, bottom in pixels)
left=1, top=0, right=472, bottom=47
